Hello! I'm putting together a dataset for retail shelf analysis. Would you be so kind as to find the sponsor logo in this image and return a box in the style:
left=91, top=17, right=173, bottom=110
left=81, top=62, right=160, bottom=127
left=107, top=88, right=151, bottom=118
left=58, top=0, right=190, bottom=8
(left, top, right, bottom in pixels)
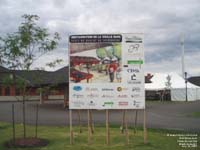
left=132, top=87, right=141, bottom=92
left=72, top=101, right=85, bottom=107
left=102, top=95, right=114, bottom=98
left=88, top=100, right=96, bottom=106
left=127, top=60, right=143, bottom=65
left=128, top=81, right=141, bottom=84
left=131, top=94, right=140, bottom=98
left=118, top=95, right=128, bottom=98
left=125, top=36, right=142, bottom=43
left=87, top=93, right=99, bottom=98
left=117, top=87, right=129, bottom=92
left=73, top=86, right=82, bottom=91
left=127, top=68, right=140, bottom=73
left=102, top=102, right=114, bottom=107
left=72, top=94, right=84, bottom=98
left=128, top=44, right=140, bottom=53
left=131, top=74, right=137, bottom=80
left=102, top=88, right=114, bottom=91
left=118, top=101, right=129, bottom=106
left=85, top=87, right=98, bottom=91
left=133, top=100, right=141, bottom=108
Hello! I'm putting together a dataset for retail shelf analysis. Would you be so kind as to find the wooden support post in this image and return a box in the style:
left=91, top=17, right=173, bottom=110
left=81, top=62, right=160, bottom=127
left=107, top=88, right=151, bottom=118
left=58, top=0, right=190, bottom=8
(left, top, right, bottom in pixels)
left=134, top=110, right=138, bottom=134
left=77, top=110, right=82, bottom=133
left=121, top=110, right=125, bottom=134
left=89, top=110, right=94, bottom=134
left=106, top=109, right=110, bottom=145
left=143, top=109, right=147, bottom=144
left=35, top=104, right=39, bottom=138
left=12, top=104, right=15, bottom=143
left=69, top=110, right=74, bottom=144
left=88, top=110, right=91, bottom=144
left=125, top=110, right=129, bottom=145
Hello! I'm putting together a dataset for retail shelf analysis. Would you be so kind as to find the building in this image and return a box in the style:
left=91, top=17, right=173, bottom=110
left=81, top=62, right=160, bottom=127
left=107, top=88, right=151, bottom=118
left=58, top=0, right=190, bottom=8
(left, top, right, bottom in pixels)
left=0, top=66, right=153, bottom=106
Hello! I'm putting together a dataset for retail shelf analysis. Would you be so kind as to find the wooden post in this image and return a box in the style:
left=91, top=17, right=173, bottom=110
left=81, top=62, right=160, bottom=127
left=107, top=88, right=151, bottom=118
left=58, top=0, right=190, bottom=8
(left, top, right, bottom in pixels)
left=69, top=110, right=74, bottom=144
left=134, top=110, right=138, bottom=134
left=89, top=110, right=94, bottom=134
left=35, top=104, right=39, bottom=138
left=12, top=104, right=15, bottom=143
left=77, top=110, right=82, bottom=133
left=121, top=110, right=125, bottom=134
left=106, top=109, right=110, bottom=145
left=143, top=109, right=147, bottom=144
left=125, top=110, right=129, bottom=145
left=88, top=110, right=91, bottom=144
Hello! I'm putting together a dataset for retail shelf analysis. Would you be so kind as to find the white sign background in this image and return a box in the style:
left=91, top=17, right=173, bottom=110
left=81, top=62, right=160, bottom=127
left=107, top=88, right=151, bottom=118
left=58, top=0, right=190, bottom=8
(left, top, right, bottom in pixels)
left=69, top=33, right=145, bottom=109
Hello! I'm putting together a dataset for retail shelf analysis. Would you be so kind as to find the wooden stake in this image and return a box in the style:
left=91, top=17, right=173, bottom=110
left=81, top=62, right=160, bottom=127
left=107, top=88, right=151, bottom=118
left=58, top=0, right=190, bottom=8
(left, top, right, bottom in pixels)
left=89, top=110, right=94, bottom=134
left=77, top=110, right=82, bottom=133
left=143, top=109, right=147, bottom=144
left=88, top=110, right=91, bottom=144
left=134, top=110, right=138, bottom=134
left=12, top=104, right=15, bottom=143
left=121, top=110, right=125, bottom=134
left=106, top=109, right=110, bottom=145
left=125, top=110, right=129, bottom=145
left=69, top=110, right=74, bottom=144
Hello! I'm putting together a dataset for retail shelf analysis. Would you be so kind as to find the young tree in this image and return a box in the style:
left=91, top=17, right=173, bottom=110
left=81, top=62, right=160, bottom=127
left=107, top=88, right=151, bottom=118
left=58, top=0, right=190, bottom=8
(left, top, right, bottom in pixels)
left=0, top=14, right=61, bottom=139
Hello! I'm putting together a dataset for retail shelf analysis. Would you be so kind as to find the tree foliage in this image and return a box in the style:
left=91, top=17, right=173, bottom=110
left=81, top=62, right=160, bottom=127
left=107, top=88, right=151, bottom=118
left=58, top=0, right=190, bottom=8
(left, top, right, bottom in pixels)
left=0, top=14, right=60, bottom=70
left=96, top=47, right=107, bottom=60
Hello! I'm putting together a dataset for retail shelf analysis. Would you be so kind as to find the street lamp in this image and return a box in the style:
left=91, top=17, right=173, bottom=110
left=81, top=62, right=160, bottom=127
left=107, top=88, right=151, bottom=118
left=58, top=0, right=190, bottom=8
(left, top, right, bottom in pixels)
left=184, top=72, right=188, bottom=102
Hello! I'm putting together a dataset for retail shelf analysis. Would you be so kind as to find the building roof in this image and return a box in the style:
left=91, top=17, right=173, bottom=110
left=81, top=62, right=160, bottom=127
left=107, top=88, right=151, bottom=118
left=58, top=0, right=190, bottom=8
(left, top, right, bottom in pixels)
left=188, top=76, right=200, bottom=87
left=0, top=66, right=69, bottom=86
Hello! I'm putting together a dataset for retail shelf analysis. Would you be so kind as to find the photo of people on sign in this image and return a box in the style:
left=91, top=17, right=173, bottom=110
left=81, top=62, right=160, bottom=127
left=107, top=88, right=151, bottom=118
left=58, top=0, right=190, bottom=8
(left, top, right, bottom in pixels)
left=69, top=35, right=122, bottom=83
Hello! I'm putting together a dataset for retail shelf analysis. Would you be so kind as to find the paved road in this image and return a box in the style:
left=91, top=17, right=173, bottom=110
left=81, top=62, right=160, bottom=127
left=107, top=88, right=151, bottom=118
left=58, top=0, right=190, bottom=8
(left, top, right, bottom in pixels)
left=0, top=100, right=200, bottom=132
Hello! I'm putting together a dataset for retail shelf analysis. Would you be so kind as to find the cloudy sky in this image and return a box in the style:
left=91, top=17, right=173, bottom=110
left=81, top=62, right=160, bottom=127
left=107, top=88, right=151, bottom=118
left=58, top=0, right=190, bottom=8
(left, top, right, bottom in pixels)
left=0, top=0, right=200, bottom=76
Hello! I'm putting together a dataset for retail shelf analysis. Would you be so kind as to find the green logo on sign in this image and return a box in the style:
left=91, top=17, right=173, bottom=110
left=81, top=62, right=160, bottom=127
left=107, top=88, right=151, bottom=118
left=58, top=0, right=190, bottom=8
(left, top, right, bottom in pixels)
left=127, top=60, right=143, bottom=64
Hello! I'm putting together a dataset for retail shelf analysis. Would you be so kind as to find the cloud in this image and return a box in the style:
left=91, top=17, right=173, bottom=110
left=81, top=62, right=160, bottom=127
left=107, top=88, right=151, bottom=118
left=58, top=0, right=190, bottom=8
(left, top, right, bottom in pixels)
left=0, top=0, right=199, bottom=75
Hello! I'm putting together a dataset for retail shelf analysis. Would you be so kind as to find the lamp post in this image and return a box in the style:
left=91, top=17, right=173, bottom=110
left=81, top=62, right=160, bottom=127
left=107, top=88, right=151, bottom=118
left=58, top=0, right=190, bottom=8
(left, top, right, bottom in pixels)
left=185, top=72, right=188, bottom=102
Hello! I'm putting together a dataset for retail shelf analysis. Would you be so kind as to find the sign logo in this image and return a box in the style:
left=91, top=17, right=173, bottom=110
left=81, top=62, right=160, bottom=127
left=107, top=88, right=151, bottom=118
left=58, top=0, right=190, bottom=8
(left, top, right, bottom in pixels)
left=102, top=95, right=114, bottom=98
left=103, top=102, right=114, bottom=107
left=88, top=101, right=96, bottom=107
left=85, top=87, right=98, bottom=91
left=87, top=93, right=99, bottom=98
left=118, top=95, right=128, bottom=98
left=125, top=36, right=142, bottom=43
left=133, top=100, right=141, bottom=108
left=127, top=68, right=140, bottom=73
left=72, top=94, right=84, bottom=98
left=72, top=101, right=85, bottom=107
left=131, top=74, right=137, bottom=80
left=127, top=60, right=143, bottom=65
left=118, top=101, right=128, bottom=106
left=73, top=86, right=82, bottom=91
left=131, top=94, right=140, bottom=98
left=102, top=88, right=114, bottom=91
left=128, top=44, right=140, bottom=53
left=132, top=87, right=141, bottom=92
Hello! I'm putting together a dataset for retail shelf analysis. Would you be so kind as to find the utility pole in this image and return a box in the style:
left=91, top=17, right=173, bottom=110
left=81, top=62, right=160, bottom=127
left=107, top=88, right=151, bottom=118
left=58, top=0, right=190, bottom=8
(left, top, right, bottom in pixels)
left=185, top=72, right=188, bottom=102
left=181, top=34, right=185, bottom=78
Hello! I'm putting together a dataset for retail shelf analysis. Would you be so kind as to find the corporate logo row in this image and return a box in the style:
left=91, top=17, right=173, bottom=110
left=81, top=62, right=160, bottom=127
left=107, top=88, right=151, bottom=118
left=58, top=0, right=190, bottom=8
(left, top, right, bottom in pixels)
left=70, top=100, right=143, bottom=109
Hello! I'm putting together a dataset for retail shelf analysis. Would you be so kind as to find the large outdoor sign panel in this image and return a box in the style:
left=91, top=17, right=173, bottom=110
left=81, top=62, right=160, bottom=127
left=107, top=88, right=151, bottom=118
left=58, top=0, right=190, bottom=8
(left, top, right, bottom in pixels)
left=69, top=34, right=145, bottom=109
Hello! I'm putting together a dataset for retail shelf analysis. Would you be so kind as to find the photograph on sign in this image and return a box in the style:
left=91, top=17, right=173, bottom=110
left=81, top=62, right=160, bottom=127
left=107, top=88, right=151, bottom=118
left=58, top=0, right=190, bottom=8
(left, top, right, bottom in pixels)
left=69, top=34, right=145, bottom=109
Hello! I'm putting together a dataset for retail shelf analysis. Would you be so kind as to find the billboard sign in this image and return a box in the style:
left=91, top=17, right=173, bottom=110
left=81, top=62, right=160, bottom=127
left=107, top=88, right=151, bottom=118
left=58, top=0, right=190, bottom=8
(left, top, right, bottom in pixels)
left=69, top=34, right=144, bottom=109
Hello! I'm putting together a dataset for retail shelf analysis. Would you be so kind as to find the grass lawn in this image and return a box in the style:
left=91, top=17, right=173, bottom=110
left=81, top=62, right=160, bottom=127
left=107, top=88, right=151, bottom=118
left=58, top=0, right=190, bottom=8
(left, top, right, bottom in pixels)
left=0, top=122, right=199, bottom=150
left=186, top=112, right=200, bottom=118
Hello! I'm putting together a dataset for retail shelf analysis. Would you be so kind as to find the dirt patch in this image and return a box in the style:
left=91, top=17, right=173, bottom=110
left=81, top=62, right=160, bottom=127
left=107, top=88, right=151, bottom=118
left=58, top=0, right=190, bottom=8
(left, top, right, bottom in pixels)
left=5, top=137, right=48, bottom=148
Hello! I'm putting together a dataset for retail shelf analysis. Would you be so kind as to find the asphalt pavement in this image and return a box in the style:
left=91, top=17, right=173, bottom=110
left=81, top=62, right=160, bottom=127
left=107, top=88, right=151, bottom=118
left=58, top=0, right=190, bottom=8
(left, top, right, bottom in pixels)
left=0, top=100, right=200, bottom=132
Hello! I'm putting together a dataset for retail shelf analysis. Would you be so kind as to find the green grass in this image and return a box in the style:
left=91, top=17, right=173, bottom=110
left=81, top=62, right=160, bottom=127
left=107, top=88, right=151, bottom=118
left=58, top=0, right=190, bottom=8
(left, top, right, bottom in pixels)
left=186, top=112, right=200, bottom=118
left=0, top=122, right=199, bottom=150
